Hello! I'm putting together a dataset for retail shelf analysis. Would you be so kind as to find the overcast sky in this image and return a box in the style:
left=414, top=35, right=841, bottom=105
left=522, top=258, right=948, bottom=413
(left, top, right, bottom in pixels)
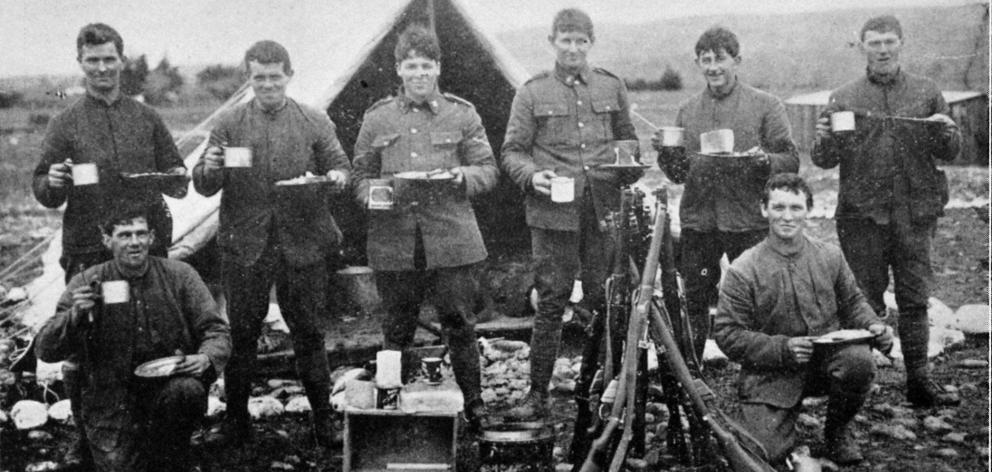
left=0, top=0, right=976, bottom=77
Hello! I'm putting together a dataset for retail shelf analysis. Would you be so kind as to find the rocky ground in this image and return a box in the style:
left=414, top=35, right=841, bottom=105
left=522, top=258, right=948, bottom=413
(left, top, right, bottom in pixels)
left=1, top=207, right=988, bottom=472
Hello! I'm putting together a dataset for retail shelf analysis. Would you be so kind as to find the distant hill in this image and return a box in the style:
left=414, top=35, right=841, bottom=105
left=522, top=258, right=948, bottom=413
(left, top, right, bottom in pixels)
left=497, top=3, right=989, bottom=96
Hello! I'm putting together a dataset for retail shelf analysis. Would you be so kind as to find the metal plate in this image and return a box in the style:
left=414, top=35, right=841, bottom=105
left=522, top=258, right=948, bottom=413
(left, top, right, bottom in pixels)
left=812, top=329, right=875, bottom=346
left=134, top=355, right=185, bottom=378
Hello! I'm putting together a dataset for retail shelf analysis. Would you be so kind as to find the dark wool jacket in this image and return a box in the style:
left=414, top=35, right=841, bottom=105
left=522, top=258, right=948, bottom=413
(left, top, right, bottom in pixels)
left=714, top=236, right=881, bottom=409
left=33, top=94, right=185, bottom=255
left=811, top=70, right=961, bottom=224
left=36, top=257, right=230, bottom=453
left=193, top=98, right=351, bottom=267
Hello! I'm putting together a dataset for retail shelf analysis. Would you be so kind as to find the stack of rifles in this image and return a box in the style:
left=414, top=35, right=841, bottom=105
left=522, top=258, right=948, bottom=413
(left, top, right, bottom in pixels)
left=567, top=186, right=777, bottom=472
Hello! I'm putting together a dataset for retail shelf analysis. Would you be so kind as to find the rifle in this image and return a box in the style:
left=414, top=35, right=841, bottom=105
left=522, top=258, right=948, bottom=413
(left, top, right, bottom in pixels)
left=579, top=191, right=663, bottom=472
left=647, top=188, right=776, bottom=472
left=569, top=189, right=646, bottom=468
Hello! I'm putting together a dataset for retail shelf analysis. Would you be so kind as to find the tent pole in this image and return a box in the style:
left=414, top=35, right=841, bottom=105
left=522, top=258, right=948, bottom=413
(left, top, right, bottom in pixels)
left=426, top=0, right=437, bottom=37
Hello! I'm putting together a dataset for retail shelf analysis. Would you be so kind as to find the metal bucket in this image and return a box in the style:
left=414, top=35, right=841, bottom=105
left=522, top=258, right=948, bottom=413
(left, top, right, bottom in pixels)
left=478, top=422, right=555, bottom=472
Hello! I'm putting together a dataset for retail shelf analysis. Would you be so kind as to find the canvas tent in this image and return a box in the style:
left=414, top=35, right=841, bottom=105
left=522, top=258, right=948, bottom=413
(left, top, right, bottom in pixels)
left=18, top=0, right=533, bottom=339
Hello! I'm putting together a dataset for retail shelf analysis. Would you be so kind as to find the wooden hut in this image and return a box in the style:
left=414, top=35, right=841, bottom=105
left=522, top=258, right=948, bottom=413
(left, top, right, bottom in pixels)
left=786, top=90, right=989, bottom=164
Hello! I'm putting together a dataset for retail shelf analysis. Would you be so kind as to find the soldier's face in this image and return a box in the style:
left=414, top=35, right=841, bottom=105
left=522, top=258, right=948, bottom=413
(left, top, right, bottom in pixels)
left=550, top=30, right=592, bottom=71
left=860, top=30, right=902, bottom=76
left=248, top=60, right=292, bottom=110
left=397, top=55, right=440, bottom=103
left=762, top=189, right=809, bottom=242
left=79, top=42, right=123, bottom=95
left=696, top=48, right=740, bottom=92
left=102, top=217, right=154, bottom=270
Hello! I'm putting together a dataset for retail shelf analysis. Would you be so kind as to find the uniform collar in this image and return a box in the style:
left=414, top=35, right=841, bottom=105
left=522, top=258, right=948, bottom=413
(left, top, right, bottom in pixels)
left=111, top=258, right=150, bottom=280
left=705, top=77, right=739, bottom=100
left=554, top=63, right=591, bottom=87
left=766, top=233, right=807, bottom=258
left=252, top=97, right=290, bottom=116
left=397, top=87, right=443, bottom=114
left=85, top=92, right=123, bottom=107
left=866, top=67, right=903, bottom=87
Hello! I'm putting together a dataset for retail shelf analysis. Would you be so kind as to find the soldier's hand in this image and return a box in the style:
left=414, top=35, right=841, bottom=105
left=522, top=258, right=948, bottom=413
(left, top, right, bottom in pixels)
left=325, top=170, right=348, bottom=189
left=201, top=146, right=225, bottom=172
left=448, top=167, right=465, bottom=186
left=650, top=129, right=664, bottom=151
left=927, top=113, right=959, bottom=141
left=69, top=284, right=99, bottom=327
left=531, top=169, right=556, bottom=196
left=173, top=352, right=211, bottom=377
left=787, top=336, right=815, bottom=364
left=815, top=116, right=832, bottom=140
left=48, top=159, right=73, bottom=188
left=868, top=323, right=894, bottom=355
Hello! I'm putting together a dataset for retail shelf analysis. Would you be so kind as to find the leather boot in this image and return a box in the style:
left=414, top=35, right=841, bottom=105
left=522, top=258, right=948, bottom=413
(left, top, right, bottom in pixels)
left=907, top=376, right=961, bottom=408
left=464, top=398, right=491, bottom=434
left=822, top=392, right=866, bottom=465
left=204, top=414, right=252, bottom=448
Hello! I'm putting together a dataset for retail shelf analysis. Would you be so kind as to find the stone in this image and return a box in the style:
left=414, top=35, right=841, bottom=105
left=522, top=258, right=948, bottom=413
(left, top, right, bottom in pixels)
left=24, top=462, right=59, bottom=472
left=977, top=446, right=990, bottom=458
left=207, top=396, right=226, bottom=417
left=929, top=448, right=960, bottom=459
left=796, top=413, right=822, bottom=429
left=10, top=400, right=48, bottom=430
left=0, top=409, right=7, bottom=424
left=625, top=458, right=648, bottom=470
left=870, top=424, right=917, bottom=441
left=942, top=432, right=966, bottom=444
left=954, top=359, right=988, bottom=369
left=480, top=388, right=497, bottom=404
left=644, top=413, right=656, bottom=424
left=554, top=379, right=576, bottom=393
left=643, top=449, right=660, bottom=466
left=923, top=416, right=954, bottom=434
left=4, top=286, right=27, bottom=304
left=270, top=461, right=295, bottom=470
left=284, top=396, right=312, bottom=413
left=27, top=430, right=53, bottom=441
left=802, top=396, right=828, bottom=408
left=873, top=349, right=894, bottom=367
left=555, top=464, right=573, bottom=472
left=46, top=399, right=72, bottom=423
left=950, top=305, right=991, bottom=334
left=267, top=379, right=298, bottom=389
left=248, top=395, right=284, bottom=419
left=892, top=417, right=920, bottom=429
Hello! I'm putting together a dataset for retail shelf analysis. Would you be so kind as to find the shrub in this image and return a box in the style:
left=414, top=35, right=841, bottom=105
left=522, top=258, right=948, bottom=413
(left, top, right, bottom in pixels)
left=658, top=65, right=683, bottom=91
left=0, top=90, right=23, bottom=109
left=196, top=64, right=244, bottom=101
left=121, top=54, right=149, bottom=97
left=143, top=57, right=184, bottom=106
left=28, top=112, right=51, bottom=127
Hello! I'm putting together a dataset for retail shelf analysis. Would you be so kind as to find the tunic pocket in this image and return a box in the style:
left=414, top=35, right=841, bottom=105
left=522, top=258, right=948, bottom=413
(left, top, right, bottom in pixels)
left=534, top=102, right=571, bottom=144
left=592, top=96, right=620, bottom=140
left=430, top=131, right=462, bottom=165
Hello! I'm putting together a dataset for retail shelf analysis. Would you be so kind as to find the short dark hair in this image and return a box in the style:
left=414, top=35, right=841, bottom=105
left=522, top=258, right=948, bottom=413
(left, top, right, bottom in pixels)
left=244, top=40, right=293, bottom=75
left=394, top=24, right=441, bottom=63
left=100, top=205, right=150, bottom=236
left=551, top=8, right=594, bottom=41
left=694, top=26, right=740, bottom=58
left=762, top=173, right=813, bottom=209
left=76, top=23, right=123, bottom=61
left=860, top=15, right=903, bottom=41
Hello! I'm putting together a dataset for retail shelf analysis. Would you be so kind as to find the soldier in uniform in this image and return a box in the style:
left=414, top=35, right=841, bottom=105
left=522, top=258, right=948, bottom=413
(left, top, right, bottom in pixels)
left=352, top=24, right=498, bottom=431
left=501, top=8, right=642, bottom=420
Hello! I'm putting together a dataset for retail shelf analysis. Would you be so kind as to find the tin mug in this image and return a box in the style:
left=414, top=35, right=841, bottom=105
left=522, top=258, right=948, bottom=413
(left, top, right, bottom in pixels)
left=550, top=176, right=574, bottom=203
left=72, top=163, right=99, bottom=186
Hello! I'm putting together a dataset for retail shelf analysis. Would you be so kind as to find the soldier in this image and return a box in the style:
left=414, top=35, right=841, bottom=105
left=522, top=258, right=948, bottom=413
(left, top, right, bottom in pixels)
left=501, top=8, right=642, bottom=420
left=352, top=25, right=498, bottom=431
left=30, top=23, right=187, bottom=469
left=811, top=15, right=962, bottom=407
left=193, top=40, right=351, bottom=447
left=651, top=26, right=799, bottom=362
left=715, top=173, right=893, bottom=465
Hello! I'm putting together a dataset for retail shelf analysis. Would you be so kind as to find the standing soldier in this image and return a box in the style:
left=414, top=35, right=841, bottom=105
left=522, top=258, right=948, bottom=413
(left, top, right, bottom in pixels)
left=812, top=15, right=962, bottom=407
left=651, top=26, right=799, bottom=362
left=30, top=23, right=187, bottom=470
left=501, top=8, right=642, bottom=420
left=193, top=40, right=351, bottom=447
left=352, top=25, right=498, bottom=431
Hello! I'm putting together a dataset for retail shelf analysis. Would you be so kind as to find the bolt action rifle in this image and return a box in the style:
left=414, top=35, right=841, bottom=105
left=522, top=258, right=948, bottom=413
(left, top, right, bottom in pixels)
left=568, top=188, right=649, bottom=469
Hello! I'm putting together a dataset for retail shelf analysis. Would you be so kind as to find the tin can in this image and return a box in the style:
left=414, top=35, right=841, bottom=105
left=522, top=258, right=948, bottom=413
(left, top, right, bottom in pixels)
left=375, top=387, right=400, bottom=410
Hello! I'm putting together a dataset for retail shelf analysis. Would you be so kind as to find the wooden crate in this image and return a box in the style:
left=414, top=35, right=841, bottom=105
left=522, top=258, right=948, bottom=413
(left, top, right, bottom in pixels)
left=343, top=408, right=459, bottom=472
